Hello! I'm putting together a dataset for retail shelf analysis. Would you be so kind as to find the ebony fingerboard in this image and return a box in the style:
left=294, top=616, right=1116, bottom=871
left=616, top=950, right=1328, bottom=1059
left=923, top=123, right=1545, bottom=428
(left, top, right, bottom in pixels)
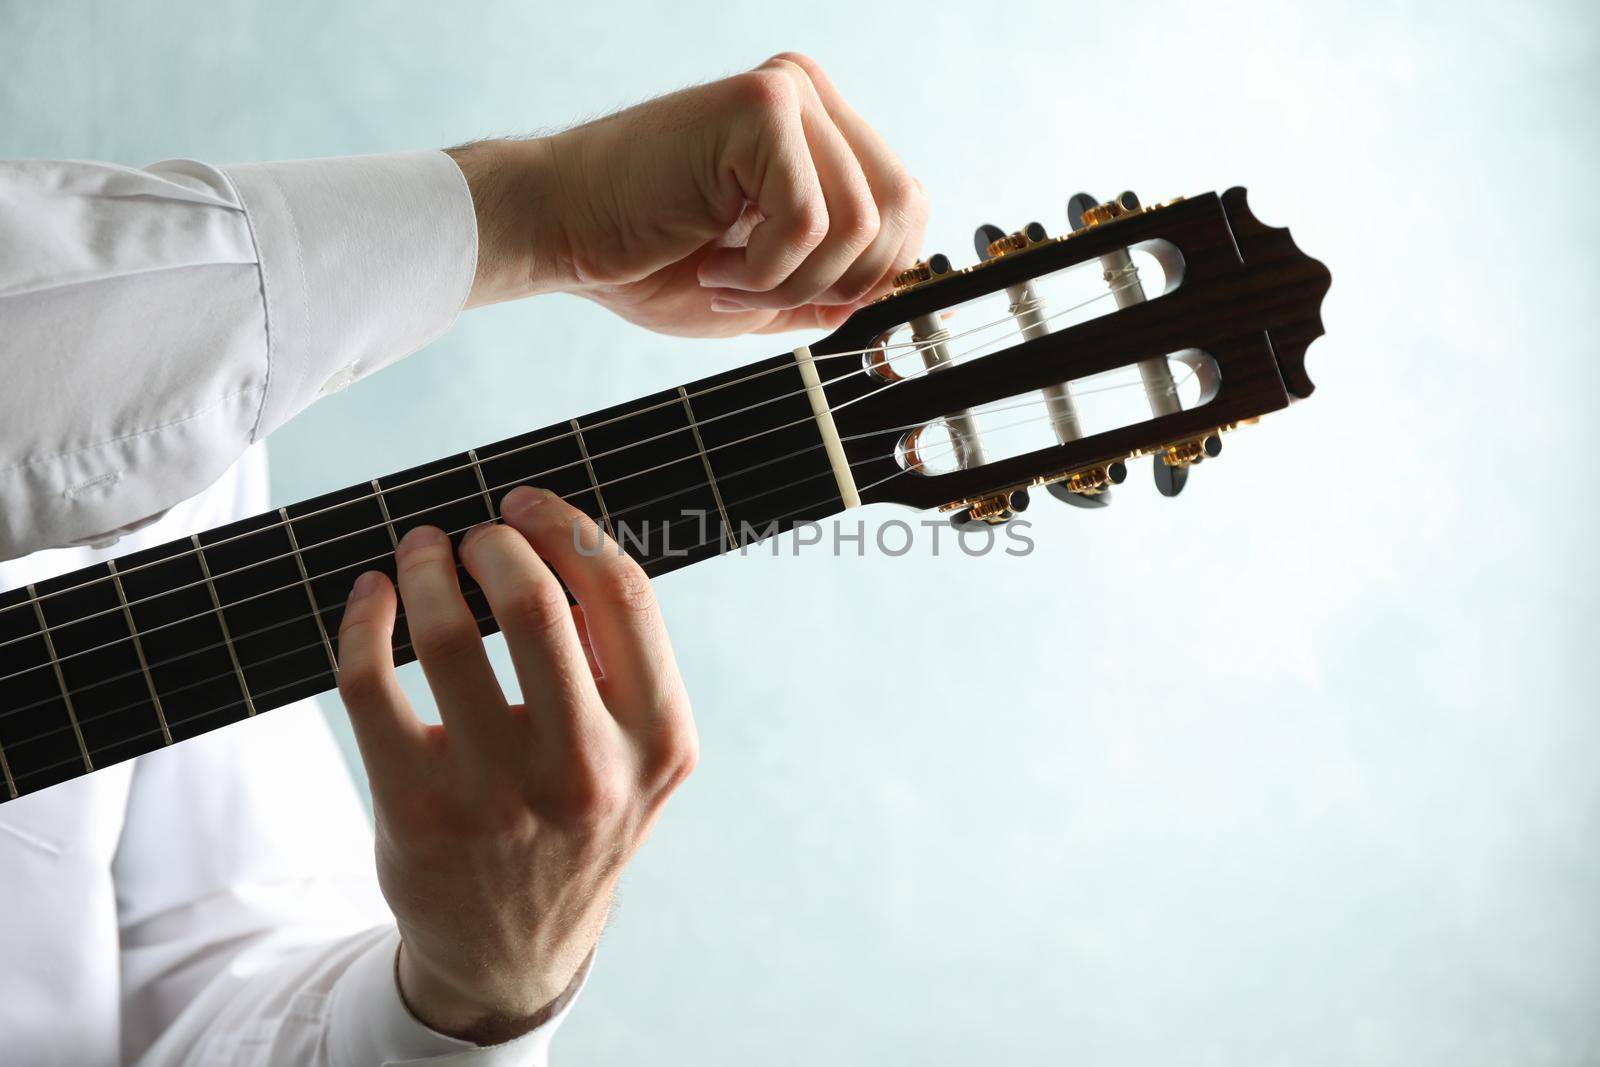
left=0, top=351, right=844, bottom=802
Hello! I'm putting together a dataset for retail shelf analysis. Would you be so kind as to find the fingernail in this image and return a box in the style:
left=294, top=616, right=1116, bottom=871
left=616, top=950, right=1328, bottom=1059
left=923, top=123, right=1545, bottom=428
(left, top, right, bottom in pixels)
left=501, top=486, right=547, bottom=517
left=709, top=297, right=751, bottom=313
left=398, top=525, right=446, bottom=555
left=351, top=571, right=381, bottom=601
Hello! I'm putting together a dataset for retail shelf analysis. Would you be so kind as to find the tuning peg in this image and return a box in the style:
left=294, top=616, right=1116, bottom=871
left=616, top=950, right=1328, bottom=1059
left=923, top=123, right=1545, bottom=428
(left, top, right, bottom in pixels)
left=1152, top=433, right=1222, bottom=498
left=1067, top=192, right=1098, bottom=229
left=1045, top=461, right=1127, bottom=508
left=892, top=254, right=953, bottom=294
left=974, top=222, right=1049, bottom=263
left=1153, top=456, right=1188, bottom=498
left=973, top=223, right=1005, bottom=261
left=946, top=487, right=1030, bottom=528
left=1069, top=191, right=1141, bottom=230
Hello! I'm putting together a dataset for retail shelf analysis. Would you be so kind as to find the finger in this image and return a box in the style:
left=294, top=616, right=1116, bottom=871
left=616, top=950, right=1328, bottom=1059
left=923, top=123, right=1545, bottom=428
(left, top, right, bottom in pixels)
left=393, top=525, right=509, bottom=747
left=455, top=520, right=599, bottom=727
left=336, top=570, right=426, bottom=797
left=499, top=487, right=680, bottom=720
left=701, top=71, right=879, bottom=310
left=782, top=54, right=929, bottom=304
left=758, top=213, right=924, bottom=332
left=752, top=301, right=860, bottom=334
left=694, top=71, right=828, bottom=295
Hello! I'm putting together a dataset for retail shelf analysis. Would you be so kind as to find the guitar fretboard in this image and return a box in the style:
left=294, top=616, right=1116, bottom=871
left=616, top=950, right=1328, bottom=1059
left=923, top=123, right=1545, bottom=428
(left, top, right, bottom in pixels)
left=0, top=351, right=844, bottom=801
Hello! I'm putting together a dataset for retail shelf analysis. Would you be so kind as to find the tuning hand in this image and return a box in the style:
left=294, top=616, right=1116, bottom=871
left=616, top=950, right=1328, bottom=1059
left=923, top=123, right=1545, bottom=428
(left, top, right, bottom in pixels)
left=447, top=52, right=928, bottom=336
left=335, top=487, right=697, bottom=1044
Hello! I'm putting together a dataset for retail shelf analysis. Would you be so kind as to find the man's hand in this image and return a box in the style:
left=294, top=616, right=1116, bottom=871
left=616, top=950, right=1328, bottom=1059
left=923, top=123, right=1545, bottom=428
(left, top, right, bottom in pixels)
left=448, top=52, right=928, bottom=336
left=336, top=486, right=697, bottom=1044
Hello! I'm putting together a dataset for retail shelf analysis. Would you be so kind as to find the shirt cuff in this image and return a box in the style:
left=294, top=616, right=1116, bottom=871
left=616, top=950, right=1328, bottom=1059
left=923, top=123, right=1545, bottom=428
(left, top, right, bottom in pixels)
left=217, top=150, right=477, bottom=441
left=328, top=928, right=591, bottom=1067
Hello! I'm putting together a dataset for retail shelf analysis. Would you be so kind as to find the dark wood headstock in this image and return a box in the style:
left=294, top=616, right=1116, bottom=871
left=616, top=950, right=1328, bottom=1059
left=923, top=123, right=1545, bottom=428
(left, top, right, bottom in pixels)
left=812, top=188, right=1331, bottom=515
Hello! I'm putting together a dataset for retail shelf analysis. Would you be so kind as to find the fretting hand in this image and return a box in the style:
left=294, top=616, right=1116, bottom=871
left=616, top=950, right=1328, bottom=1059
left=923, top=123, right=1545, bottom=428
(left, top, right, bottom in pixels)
left=336, top=487, right=697, bottom=1044
left=448, top=52, right=929, bottom=336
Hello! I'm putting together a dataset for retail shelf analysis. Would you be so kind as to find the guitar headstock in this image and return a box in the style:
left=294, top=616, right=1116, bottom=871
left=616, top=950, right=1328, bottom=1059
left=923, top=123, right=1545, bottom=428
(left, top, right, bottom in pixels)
left=813, top=188, right=1331, bottom=523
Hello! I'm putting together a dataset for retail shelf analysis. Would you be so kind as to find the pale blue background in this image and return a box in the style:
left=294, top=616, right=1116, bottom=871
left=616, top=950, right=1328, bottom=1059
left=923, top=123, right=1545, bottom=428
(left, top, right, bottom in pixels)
left=5, top=1, right=1598, bottom=1062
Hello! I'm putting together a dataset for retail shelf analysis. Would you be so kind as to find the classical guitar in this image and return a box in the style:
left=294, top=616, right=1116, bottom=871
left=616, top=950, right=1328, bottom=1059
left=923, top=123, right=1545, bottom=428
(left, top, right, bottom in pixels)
left=0, top=189, right=1330, bottom=802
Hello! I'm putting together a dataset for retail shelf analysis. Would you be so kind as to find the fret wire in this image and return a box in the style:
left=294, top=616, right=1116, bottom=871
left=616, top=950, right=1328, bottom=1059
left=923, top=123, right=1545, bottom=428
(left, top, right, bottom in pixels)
left=193, top=535, right=257, bottom=717
left=280, top=509, right=340, bottom=676
left=570, top=420, right=614, bottom=539
left=107, top=559, right=172, bottom=746
left=468, top=450, right=497, bottom=521
left=0, top=724, right=16, bottom=799
left=373, top=479, right=401, bottom=548
left=4, top=286, right=1133, bottom=627
left=678, top=386, right=737, bottom=551
left=29, top=584, right=93, bottom=772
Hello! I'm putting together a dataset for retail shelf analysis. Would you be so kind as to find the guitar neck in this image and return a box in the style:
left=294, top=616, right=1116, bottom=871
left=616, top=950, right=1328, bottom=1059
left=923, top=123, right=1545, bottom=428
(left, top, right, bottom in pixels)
left=0, top=349, right=845, bottom=802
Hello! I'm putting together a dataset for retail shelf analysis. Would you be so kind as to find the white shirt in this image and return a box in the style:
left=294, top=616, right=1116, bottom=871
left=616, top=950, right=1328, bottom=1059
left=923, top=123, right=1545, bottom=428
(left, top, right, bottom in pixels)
left=0, top=151, right=584, bottom=1064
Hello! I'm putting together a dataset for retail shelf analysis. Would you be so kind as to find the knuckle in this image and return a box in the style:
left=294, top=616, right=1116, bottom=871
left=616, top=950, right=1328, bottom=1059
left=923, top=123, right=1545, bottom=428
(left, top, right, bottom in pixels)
left=337, top=615, right=382, bottom=649
left=732, top=68, right=796, bottom=118
left=595, top=559, right=656, bottom=615
left=500, top=577, right=571, bottom=639
left=647, top=717, right=700, bottom=790
left=558, top=762, right=631, bottom=827
left=394, top=539, right=454, bottom=581
left=846, top=192, right=881, bottom=242
left=409, top=617, right=482, bottom=663
left=766, top=51, right=822, bottom=81
left=787, top=199, right=830, bottom=252
left=885, top=170, right=928, bottom=228
left=336, top=657, right=386, bottom=706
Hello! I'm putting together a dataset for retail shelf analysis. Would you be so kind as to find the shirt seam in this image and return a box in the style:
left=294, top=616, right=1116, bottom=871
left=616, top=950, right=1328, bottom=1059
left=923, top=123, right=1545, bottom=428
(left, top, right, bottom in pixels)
left=0, top=384, right=262, bottom=475
left=213, top=163, right=276, bottom=446
left=265, top=166, right=316, bottom=433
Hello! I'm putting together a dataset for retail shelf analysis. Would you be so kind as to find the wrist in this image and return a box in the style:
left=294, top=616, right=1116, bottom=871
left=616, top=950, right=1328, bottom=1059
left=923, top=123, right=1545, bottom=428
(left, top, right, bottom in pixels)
left=444, top=137, right=574, bottom=308
left=396, top=937, right=572, bottom=1046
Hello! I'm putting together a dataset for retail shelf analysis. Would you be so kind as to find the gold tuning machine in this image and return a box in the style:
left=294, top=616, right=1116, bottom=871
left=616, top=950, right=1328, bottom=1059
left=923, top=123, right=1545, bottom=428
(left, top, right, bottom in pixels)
left=941, top=486, right=1031, bottom=527
left=891, top=253, right=954, bottom=295
left=1077, top=190, right=1143, bottom=229
left=981, top=221, right=1049, bottom=261
left=1159, top=432, right=1224, bottom=470
left=1152, top=429, right=1224, bottom=498
left=1041, top=460, right=1129, bottom=509
left=1046, top=461, right=1127, bottom=495
left=1066, top=190, right=1186, bottom=237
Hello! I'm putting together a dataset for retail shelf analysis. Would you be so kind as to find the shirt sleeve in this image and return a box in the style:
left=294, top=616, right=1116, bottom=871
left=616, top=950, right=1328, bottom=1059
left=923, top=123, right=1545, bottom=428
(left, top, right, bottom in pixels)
left=0, top=151, right=477, bottom=562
